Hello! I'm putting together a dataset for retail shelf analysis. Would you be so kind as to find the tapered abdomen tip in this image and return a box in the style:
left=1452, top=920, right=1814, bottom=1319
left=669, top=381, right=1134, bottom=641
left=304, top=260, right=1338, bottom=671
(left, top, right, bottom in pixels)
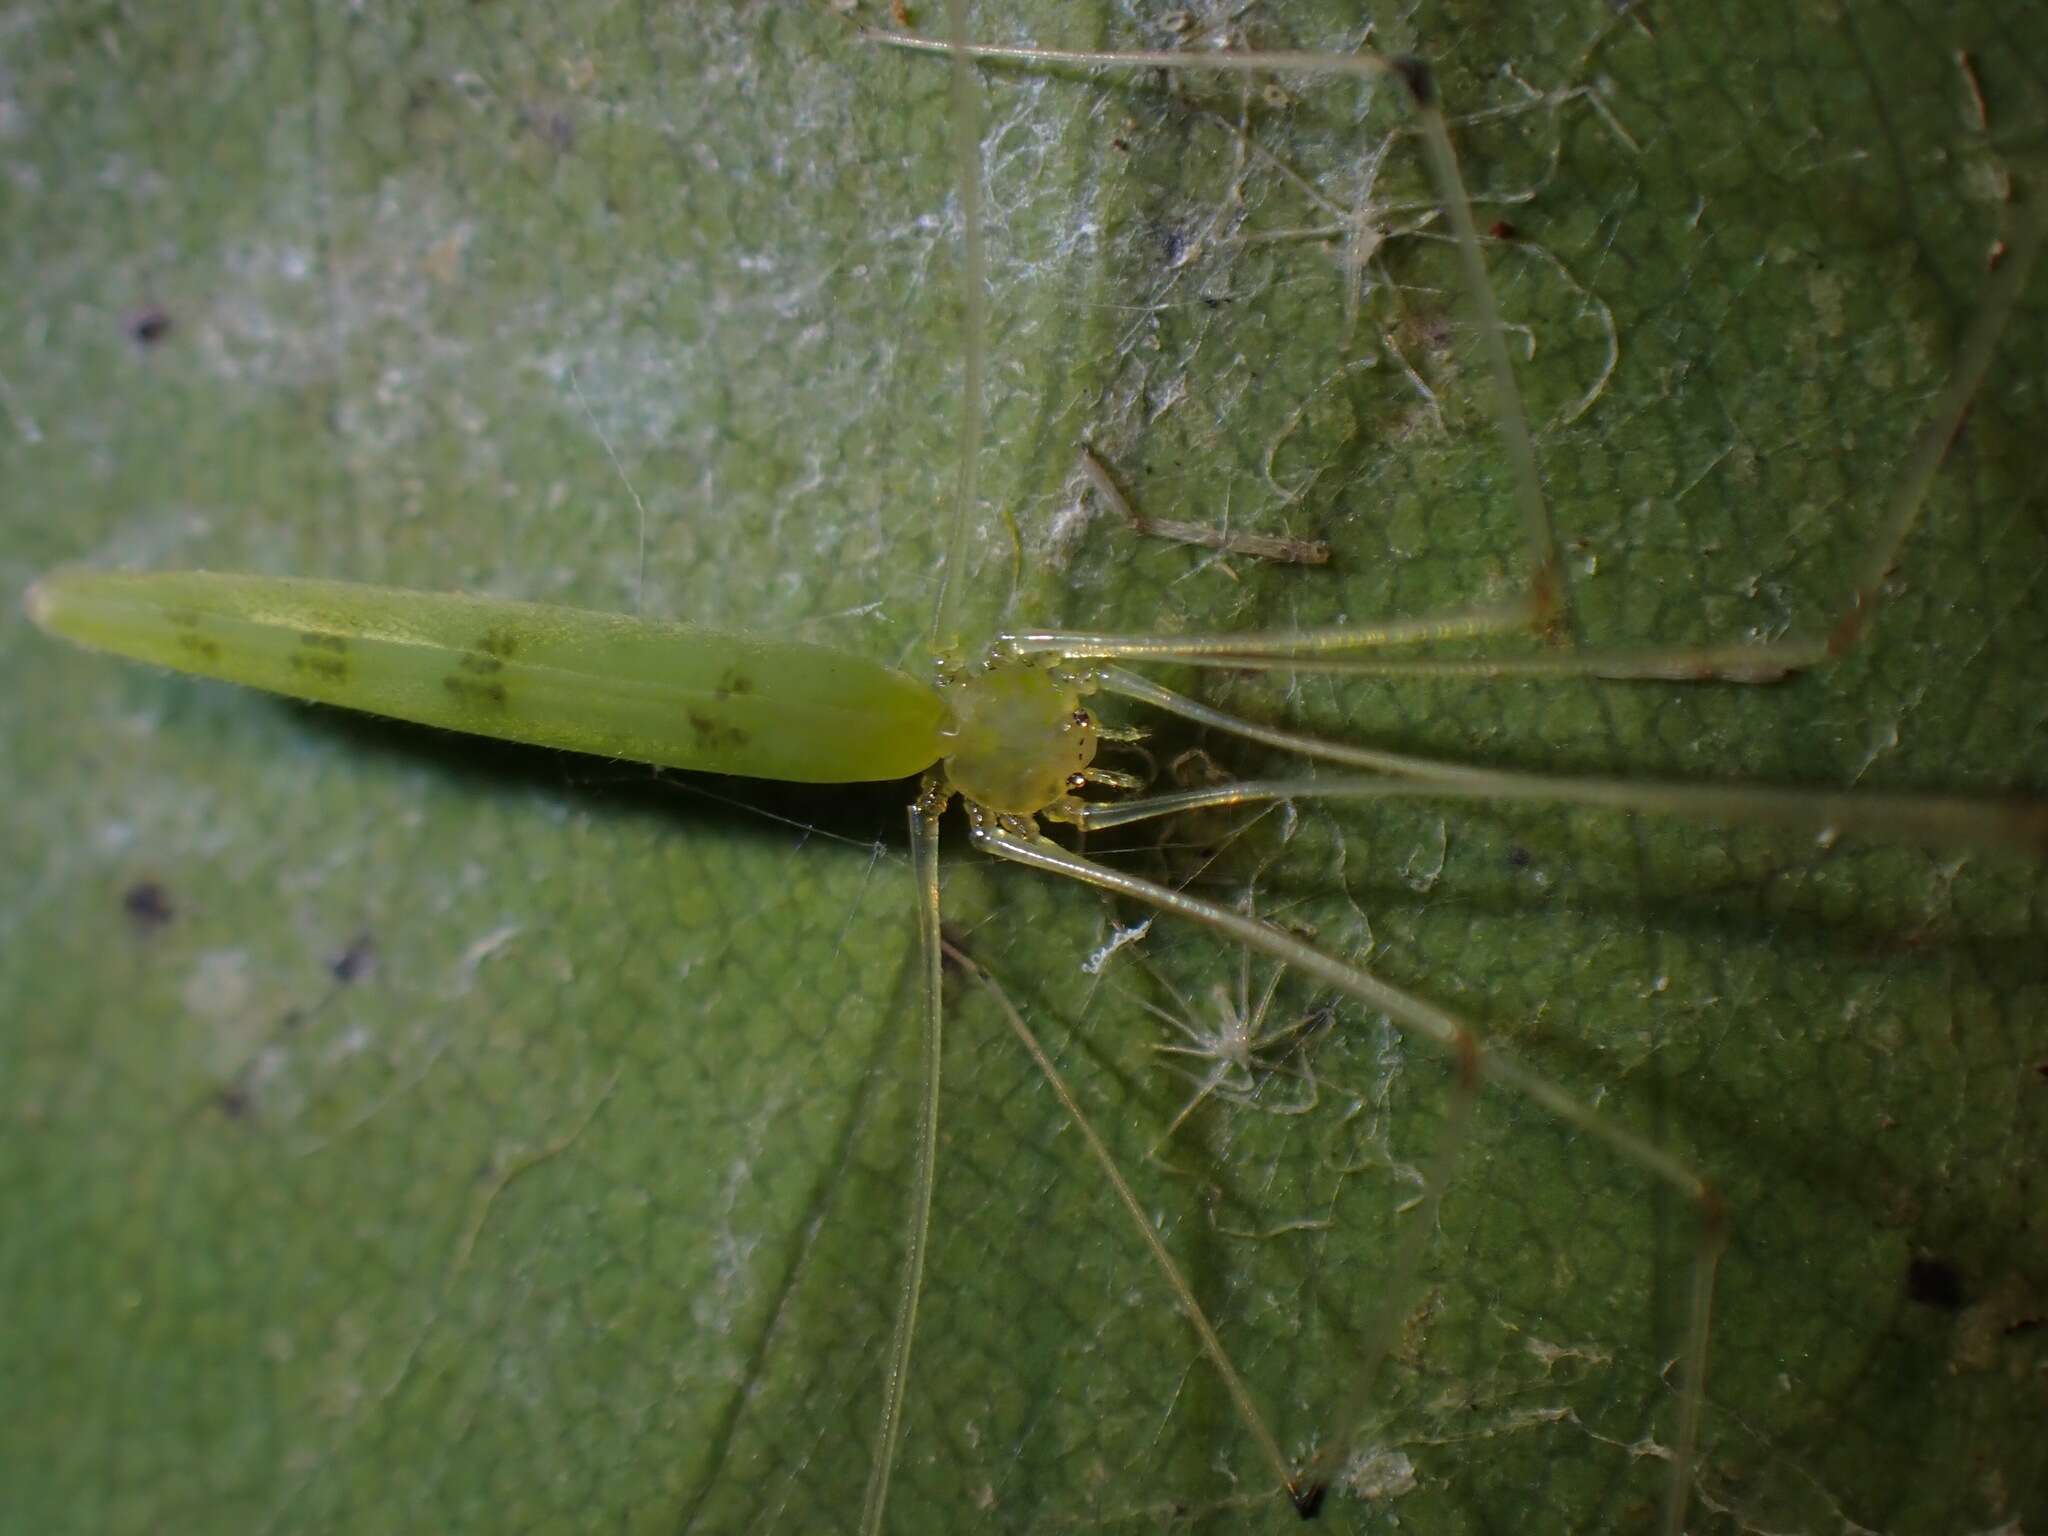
left=23, top=570, right=60, bottom=631
left=24, top=565, right=106, bottom=643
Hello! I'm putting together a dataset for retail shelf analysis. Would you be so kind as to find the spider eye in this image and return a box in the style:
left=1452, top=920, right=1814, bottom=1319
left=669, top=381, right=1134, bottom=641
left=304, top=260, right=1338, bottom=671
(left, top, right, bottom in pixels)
left=1065, top=772, right=1088, bottom=792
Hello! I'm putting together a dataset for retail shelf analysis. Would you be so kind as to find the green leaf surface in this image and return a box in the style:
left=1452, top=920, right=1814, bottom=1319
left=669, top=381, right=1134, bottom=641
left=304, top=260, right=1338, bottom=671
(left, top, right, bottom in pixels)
left=4, top=3, right=2044, bottom=1533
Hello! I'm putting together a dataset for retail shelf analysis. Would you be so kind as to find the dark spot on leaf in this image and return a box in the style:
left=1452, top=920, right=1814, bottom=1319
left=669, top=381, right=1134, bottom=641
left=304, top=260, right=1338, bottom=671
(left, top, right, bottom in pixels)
left=1507, top=845, right=1532, bottom=868
left=330, top=934, right=376, bottom=984
left=216, top=1084, right=251, bottom=1120
left=1292, top=1481, right=1327, bottom=1519
left=122, top=880, right=173, bottom=930
left=1488, top=219, right=1518, bottom=240
left=1905, top=1255, right=1966, bottom=1311
left=517, top=104, right=574, bottom=151
left=127, top=306, right=172, bottom=346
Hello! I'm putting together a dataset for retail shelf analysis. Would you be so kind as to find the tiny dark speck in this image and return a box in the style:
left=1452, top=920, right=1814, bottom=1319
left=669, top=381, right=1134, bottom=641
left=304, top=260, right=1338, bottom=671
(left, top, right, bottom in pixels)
left=1292, top=1481, right=1327, bottom=1519
left=216, top=1084, right=251, bottom=1120
left=518, top=104, right=575, bottom=151
left=127, top=306, right=173, bottom=346
left=122, top=880, right=174, bottom=930
left=1905, top=1256, right=1967, bottom=1311
left=330, top=934, right=376, bottom=984
left=1506, top=845, right=1532, bottom=869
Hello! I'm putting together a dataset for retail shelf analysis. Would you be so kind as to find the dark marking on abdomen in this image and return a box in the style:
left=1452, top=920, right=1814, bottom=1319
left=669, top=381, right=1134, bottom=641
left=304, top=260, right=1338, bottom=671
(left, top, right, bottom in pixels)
left=687, top=711, right=751, bottom=751
left=290, top=654, right=348, bottom=681
left=166, top=608, right=223, bottom=662
left=290, top=653, right=348, bottom=682
left=444, top=675, right=509, bottom=708
left=289, top=632, right=350, bottom=683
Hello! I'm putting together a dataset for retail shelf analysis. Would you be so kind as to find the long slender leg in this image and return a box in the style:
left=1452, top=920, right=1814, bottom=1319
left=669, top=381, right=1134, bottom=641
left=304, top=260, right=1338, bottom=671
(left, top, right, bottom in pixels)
left=969, top=809, right=1728, bottom=1536
left=1081, top=763, right=2048, bottom=857
left=858, top=777, right=951, bottom=1536
left=1015, top=176, right=2046, bottom=683
left=875, top=28, right=2043, bottom=688
left=1070, top=667, right=2048, bottom=857
left=936, top=929, right=1313, bottom=1514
